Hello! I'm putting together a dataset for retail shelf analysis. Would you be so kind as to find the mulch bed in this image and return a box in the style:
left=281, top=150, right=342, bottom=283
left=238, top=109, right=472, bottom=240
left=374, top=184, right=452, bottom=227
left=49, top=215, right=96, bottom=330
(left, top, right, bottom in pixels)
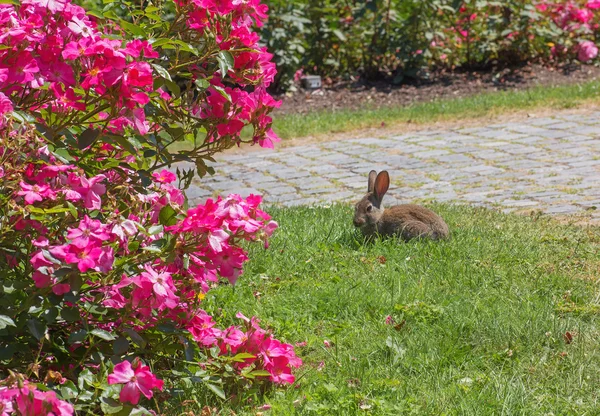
left=273, top=63, right=600, bottom=116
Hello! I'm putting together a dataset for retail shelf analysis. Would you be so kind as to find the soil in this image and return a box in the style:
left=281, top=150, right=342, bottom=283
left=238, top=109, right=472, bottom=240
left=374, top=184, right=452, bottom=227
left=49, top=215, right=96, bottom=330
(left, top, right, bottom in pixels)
left=272, top=63, right=600, bottom=116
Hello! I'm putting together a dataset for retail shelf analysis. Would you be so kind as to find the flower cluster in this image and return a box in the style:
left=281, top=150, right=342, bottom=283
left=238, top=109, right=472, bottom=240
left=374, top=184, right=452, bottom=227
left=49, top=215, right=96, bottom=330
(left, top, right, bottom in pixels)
left=1, top=0, right=282, bottom=152
left=0, top=0, right=156, bottom=134
left=0, top=378, right=74, bottom=416
left=1, top=122, right=300, bottom=411
left=538, top=0, right=600, bottom=62
left=0, top=0, right=301, bottom=412
left=175, top=0, right=281, bottom=147
left=107, top=360, right=164, bottom=405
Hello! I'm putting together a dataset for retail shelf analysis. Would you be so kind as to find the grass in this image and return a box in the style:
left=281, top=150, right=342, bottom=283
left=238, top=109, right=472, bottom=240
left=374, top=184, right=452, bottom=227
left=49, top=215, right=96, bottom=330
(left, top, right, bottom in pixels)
left=165, top=204, right=600, bottom=415
left=272, top=80, right=600, bottom=139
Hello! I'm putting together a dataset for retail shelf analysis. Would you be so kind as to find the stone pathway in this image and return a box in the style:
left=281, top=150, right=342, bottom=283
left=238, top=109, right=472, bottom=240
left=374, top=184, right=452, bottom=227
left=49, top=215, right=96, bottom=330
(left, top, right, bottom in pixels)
left=185, top=110, right=600, bottom=223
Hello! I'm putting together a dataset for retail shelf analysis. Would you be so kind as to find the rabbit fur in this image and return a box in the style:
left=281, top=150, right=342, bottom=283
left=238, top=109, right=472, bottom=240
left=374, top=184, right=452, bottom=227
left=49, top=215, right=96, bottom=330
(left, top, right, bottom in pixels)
left=353, top=170, right=449, bottom=241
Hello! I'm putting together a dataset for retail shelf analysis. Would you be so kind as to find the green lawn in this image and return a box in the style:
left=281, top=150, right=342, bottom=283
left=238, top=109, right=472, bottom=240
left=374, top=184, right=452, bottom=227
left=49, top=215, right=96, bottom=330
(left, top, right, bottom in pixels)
left=272, top=80, right=600, bottom=139
left=167, top=204, right=600, bottom=415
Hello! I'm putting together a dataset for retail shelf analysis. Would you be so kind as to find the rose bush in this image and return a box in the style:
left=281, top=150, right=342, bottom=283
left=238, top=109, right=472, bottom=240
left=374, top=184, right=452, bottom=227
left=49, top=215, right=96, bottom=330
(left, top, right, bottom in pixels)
left=263, top=0, right=600, bottom=90
left=0, top=0, right=301, bottom=414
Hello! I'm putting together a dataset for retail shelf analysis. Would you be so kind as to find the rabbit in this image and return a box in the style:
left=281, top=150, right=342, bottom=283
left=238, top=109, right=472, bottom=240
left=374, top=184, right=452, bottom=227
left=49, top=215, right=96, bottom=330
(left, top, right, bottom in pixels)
left=353, top=170, right=449, bottom=241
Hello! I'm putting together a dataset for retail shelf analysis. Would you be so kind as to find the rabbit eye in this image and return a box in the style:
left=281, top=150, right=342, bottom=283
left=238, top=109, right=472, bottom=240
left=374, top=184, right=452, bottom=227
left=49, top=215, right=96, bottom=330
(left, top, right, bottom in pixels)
left=366, top=205, right=373, bottom=212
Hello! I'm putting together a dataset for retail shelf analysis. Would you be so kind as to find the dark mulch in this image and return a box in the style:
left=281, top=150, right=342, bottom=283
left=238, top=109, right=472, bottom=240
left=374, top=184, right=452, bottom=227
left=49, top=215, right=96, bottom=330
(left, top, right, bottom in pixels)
left=273, top=63, right=600, bottom=116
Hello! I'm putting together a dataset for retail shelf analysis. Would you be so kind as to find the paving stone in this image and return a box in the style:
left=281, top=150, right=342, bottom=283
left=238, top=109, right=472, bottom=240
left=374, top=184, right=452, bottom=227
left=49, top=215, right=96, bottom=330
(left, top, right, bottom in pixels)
left=413, top=149, right=450, bottom=158
left=527, top=117, right=561, bottom=125
left=501, top=199, right=540, bottom=207
left=179, top=110, right=600, bottom=217
left=269, top=193, right=302, bottom=203
left=216, top=187, right=261, bottom=197
left=462, top=165, right=504, bottom=174
left=295, top=178, right=335, bottom=190
left=264, top=185, right=297, bottom=195
left=185, top=186, right=212, bottom=200
left=544, top=204, right=580, bottom=214
left=274, top=169, right=313, bottom=180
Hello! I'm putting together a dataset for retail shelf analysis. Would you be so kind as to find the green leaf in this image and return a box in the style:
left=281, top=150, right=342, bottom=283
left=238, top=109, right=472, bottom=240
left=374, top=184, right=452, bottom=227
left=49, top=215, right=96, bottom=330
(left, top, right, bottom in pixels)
left=53, top=148, right=75, bottom=163
left=100, top=397, right=123, bottom=414
left=247, top=370, right=271, bottom=377
left=149, top=38, right=172, bottom=48
left=28, top=206, right=70, bottom=215
left=232, top=352, right=255, bottom=362
left=27, top=319, right=47, bottom=340
left=42, top=307, right=58, bottom=324
left=78, top=368, right=94, bottom=390
left=78, top=128, right=100, bottom=150
left=148, top=225, right=164, bottom=236
left=216, top=51, right=234, bottom=77
left=0, top=315, right=16, bottom=329
left=68, top=329, right=87, bottom=345
left=91, top=329, right=116, bottom=341
left=119, top=19, right=146, bottom=36
left=124, top=328, right=147, bottom=348
left=332, top=29, right=347, bottom=41
left=194, top=78, right=210, bottom=91
left=129, top=407, right=154, bottom=416
left=86, top=9, right=104, bottom=19
left=151, top=63, right=172, bottom=82
left=205, top=383, right=226, bottom=400
left=60, top=380, right=78, bottom=400
left=170, top=40, right=199, bottom=55
left=35, top=123, right=55, bottom=141
left=159, top=205, right=178, bottom=226
left=113, top=337, right=129, bottom=355
left=61, top=307, right=80, bottom=323
left=0, top=344, right=17, bottom=360
left=128, top=240, right=140, bottom=252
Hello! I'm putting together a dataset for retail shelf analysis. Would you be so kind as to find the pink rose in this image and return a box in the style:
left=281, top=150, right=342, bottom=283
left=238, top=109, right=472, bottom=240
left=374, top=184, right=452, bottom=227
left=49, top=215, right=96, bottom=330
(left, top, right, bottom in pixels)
left=578, top=40, right=598, bottom=62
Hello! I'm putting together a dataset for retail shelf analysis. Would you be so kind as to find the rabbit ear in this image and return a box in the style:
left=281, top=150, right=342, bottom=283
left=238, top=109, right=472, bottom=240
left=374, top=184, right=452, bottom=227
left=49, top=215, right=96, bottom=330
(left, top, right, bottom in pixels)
left=367, top=170, right=377, bottom=193
left=374, top=170, right=390, bottom=201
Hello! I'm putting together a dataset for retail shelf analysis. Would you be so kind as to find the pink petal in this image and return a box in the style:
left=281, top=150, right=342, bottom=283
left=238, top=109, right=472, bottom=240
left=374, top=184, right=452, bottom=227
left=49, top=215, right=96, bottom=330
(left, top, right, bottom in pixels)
left=107, top=361, right=135, bottom=384
left=119, top=381, right=141, bottom=405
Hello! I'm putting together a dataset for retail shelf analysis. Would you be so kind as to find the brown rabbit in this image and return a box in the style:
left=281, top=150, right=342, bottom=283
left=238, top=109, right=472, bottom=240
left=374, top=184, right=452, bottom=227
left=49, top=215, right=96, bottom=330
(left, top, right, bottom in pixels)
left=353, top=170, right=449, bottom=241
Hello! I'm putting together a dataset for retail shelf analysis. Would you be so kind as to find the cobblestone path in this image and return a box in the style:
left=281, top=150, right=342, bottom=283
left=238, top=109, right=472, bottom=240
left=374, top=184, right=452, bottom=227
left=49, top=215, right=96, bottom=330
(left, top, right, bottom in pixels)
left=185, top=110, right=600, bottom=223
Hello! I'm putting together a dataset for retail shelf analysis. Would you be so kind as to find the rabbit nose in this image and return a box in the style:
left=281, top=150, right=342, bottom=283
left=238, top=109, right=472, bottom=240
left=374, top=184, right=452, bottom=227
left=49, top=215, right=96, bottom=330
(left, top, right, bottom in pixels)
left=353, top=219, right=364, bottom=227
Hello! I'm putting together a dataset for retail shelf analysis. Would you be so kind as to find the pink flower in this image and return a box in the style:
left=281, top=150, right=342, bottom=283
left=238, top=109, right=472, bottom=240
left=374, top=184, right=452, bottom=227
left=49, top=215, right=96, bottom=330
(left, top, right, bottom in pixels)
left=64, top=243, right=104, bottom=272
left=188, top=311, right=222, bottom=346
left=265, top=357, right=295, bottom=384
left=587, top=0, right=600, bottom=9
left=578, top=40, right=598, bottom=62
left=574, top=8, right=593, bottom=23
left=107, top=360, right=163, bottom=405
left=0, top=92, right=13, bottom=116
left=71, top=174, right=106, bottom=210
left=323, top=340, right=332, bottom=348
left=0, top=382, right=74, bottom=416
left=17, top=181, right=55, bottom=204
left=385, top=315, right=394, bottom=325
left=152, top=169, right=177, bottom=184
left=138, top=264, right=178, bottom=302
left=67, top=215, right=111, bottom=248
left=293, top=68, right=304, bottom=82
left=22, top=0, right=68, bottom=13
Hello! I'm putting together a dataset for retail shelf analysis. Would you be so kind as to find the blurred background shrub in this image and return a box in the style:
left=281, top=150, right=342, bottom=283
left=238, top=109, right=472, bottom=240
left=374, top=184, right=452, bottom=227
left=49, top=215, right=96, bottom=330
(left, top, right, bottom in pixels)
left=261, top=0, right=600, bottom=91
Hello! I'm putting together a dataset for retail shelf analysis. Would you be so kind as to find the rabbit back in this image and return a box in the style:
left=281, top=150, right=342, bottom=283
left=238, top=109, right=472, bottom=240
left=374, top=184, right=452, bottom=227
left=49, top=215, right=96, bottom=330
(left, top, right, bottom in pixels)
left=379, top=204, right=449, bottom=241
